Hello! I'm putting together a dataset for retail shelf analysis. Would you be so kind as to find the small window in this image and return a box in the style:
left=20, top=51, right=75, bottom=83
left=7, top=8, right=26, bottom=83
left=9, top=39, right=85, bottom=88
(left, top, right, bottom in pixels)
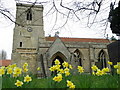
left=20, top=42, right=22, bottom=47
left=27, top=9, right=32, bottom=20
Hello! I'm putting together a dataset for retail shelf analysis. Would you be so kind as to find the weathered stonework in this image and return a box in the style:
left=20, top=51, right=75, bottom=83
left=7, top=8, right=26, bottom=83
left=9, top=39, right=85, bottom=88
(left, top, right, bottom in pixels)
left=12, top=3, right=111, bottom=77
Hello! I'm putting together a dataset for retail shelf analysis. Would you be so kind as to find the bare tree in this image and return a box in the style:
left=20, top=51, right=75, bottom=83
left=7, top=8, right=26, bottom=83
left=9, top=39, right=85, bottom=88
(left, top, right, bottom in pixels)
left=0, top=50, right=7, bottom=60
left=0, top=0, right=119, bottom=35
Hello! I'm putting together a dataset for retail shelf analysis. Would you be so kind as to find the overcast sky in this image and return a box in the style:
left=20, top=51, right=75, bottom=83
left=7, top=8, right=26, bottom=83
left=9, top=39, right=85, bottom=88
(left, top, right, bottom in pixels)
left=0, top=0, right=118, bottom=59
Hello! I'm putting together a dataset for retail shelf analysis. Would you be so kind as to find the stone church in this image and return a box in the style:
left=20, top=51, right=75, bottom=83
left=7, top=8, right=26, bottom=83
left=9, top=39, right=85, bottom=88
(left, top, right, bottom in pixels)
left=12, top=3, right=111, bottom=77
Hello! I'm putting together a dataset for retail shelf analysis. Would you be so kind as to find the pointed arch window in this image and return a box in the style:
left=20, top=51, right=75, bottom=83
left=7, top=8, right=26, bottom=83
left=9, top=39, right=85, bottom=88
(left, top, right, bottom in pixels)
left=74, top=49, right=82, bottom=66
left=98, top=50, right=107, bottom=69
left=27, top=9, right=32, bottom=20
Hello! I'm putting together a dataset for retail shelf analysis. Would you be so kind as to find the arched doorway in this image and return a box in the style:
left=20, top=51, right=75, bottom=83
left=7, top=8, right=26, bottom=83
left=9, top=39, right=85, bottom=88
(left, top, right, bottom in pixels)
left=74, top=49, right=83, bottom=66
left=50, top=52, right=66, bottom=75
left=96, top=50, right=107, bottom=69
left=52, top=56, right=64, bottom=68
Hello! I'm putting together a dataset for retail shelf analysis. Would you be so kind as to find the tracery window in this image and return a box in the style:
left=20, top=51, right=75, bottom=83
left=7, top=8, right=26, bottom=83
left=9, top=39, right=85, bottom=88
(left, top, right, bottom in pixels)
left=74, top=49, right=82, bottom=66
left=98, top=50, right=107, bottom=69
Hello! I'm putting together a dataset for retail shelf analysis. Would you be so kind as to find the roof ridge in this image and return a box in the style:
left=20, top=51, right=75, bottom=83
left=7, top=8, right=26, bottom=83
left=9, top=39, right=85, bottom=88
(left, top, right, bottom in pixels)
left=45, top=37, right=108, bottom=40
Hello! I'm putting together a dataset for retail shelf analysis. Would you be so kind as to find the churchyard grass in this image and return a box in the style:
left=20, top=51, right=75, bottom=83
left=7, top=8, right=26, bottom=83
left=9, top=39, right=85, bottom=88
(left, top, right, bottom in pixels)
left=1, top=73, right=120, bottom=88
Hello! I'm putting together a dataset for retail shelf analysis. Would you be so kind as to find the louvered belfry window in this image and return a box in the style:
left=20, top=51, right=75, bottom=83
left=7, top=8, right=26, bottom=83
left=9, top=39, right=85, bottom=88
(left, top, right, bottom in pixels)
left=27, top=9, right=32, bottom=20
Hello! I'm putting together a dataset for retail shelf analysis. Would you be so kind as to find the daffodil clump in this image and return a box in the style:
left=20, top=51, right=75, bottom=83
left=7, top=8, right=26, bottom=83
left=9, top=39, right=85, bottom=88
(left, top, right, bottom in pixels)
left=22, top=63, right=29, bottom=73
left=14, top=74, right=32, bottom=87
left=91, top=65, right=98, bottom=71
left=0, top=63, right=35, bottom=87
left=49, top=59, right=72, bottom=77
left=49, top=59, right=74, bottom=88
left=107, top=61, right=120, bottom=75
left=53, top=73, right=62, bottom=82
left=91, top=65, right=110, bottom=76
left=96, top=67, right=110, bottom=76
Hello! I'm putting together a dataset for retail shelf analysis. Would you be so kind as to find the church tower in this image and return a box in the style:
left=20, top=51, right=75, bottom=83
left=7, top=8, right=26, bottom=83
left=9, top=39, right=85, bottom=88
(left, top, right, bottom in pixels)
left=12, top=3, right=45, bottom=74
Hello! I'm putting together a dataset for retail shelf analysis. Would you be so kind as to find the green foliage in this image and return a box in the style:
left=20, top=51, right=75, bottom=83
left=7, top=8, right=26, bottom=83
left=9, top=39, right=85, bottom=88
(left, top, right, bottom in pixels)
left=1, top=74, right=120, bottom=88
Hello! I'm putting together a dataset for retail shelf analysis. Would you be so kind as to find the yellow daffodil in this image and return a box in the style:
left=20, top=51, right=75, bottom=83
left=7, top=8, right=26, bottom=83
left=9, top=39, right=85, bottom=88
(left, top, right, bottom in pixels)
left=24, top=75, right=32, bottom=82
left=117, top=62, right=120, bottom=69
left=23, top=63, right=28, bottom=68
left=37, top=67, right=40, bottom=71
left=114, top=62, right=120, bottom=69
left=92, top=71, right=95, bottom=75
left=65, top=71, right=70, bottom=76
left=15, top=80, right=23, bottom=87
left=55, top=65, right=61, bottom=70
left=49, top=65, right=61, bottom=72
left=69, top=85, right=75, bottom=88
left=78, top=68, right=84, bottom=73
left=96, top=69, right=104, bottom=76
left=1, top=66, right=5, bottom=69
left=0, top=68, right=5, bottom=76
left=114, top=65, right=118, bottom=69
left=53, top=74, right=62, bottom=82
left=114, top=62, right=120, bottom=74
left=91, top=65, right=98, bottom=71
left=67, top=80, right=75, bottom=88
left=117, top=69, right=120, bottom=74
left=23, top=68, right=28, bottom=72
left=24, top=63, right=28, bottom=66
left=64, top=68, right=69, bottom=72
left=13, top=67, right=22, bottom=75
left=108, top=61, right=113, bottom=65
left=69, top=64, right=73, bottom=69
left=11, top=64, right=17, bottom=68
left=102, top=67, right=110, bottom=73
left=77, top=66, right=84, bottom=73
left=7, top=68, right=13, bottom=74
left=62, top=61, right=69, bottom=68
left=49, top=66, right=56, bottom=71
left=58, top=69, right=64, bottom=74
left=54, top=59, right=60, bottom=65
left=77, top=66, right=83, bottom=69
